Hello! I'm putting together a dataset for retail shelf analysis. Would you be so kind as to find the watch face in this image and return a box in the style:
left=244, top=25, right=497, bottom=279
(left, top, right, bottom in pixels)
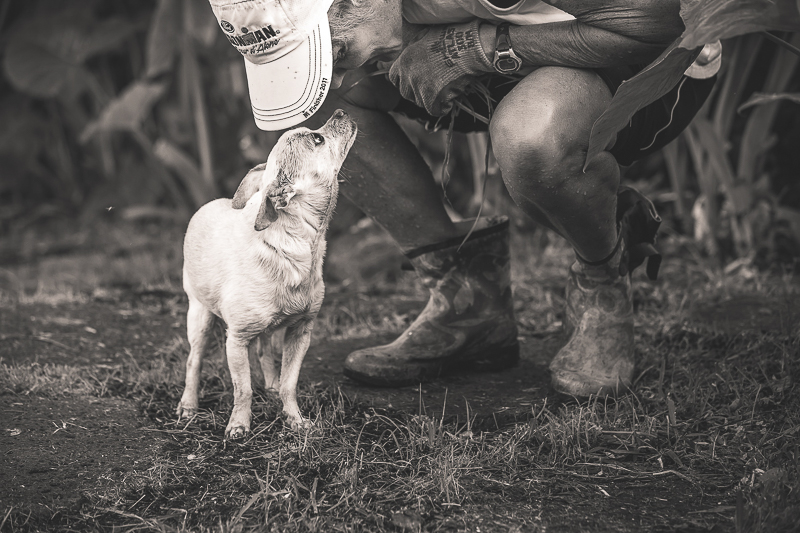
left=496, top=57, right=520, bottom=72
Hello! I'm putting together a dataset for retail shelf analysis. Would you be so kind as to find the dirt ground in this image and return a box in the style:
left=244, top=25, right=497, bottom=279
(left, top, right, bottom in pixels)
left=0, top=292, right=557, bottom=512
left=3, top=288, right=798, bottom=531
left=1, top=221, right=799, bottom=532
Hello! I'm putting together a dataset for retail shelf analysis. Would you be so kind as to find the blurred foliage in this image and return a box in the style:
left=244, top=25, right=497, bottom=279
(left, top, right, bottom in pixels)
left=654, top=33, right=800, bottom=268
left=0, top=0, right=799, bottom=269
left=585, top=0, right=800, bottom=269
left=0, top=0, right=275, bottom=229
left=587, top=0, right=800, bottom=164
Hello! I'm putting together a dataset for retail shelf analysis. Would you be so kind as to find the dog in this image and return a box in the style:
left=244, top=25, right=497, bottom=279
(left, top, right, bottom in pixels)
left=177, top=109, right=357, bottom=439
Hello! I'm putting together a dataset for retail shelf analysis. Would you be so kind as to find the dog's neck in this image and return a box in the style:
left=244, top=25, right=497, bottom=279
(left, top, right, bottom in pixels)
left=253, top=188, right=338, bottom=287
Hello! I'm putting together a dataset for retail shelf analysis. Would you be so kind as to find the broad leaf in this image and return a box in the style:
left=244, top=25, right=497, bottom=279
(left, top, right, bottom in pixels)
left=680, top=0, right=800, bottom=49
left=81, top=81, right=167, bottom=142
left=585, top=0, right=800, bottom=169
left=738, top=92, right=800, bottom=112
left=585, top=43, right=697, bottom=169
left=3, top=40, right=90, bottom=98
left=146, top=0, right=182, bottom=79
left=2, top=12, right=139, bottom=98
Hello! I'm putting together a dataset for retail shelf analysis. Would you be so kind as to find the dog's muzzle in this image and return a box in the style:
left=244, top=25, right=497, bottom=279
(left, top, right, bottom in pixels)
left=322, top=109, right=357, bottom=144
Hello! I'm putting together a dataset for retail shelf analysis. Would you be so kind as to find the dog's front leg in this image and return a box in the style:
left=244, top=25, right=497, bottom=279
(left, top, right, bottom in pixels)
left=224, top=334, right=253, bottom=439
left=280, top=320, right=314, bottom=430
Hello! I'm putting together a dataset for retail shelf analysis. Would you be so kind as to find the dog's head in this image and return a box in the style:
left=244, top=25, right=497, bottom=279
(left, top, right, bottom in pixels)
left=232, top=109, right=357, bottom=231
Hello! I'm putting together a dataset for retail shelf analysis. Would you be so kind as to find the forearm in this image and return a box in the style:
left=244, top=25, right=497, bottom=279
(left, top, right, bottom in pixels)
left=478, top=21, right=669, bottom=69
left=477, top=0, right=683, bottom=69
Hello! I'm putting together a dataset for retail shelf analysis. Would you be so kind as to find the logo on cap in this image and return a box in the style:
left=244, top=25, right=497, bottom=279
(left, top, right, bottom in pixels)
left=224, top=25, right=281, bottom=51
left=219, top=20, right=234, bottom=33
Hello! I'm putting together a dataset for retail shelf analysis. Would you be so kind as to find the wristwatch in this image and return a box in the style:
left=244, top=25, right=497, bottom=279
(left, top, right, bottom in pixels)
left=493, top=23, right=522, bottom=74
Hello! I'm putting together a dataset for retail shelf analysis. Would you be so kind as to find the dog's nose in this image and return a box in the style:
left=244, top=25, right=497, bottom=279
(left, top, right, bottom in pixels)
left=326, top=109, right=355, bottom=137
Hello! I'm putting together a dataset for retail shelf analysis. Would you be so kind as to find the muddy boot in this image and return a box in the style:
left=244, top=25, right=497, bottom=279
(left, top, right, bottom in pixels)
left=344, top=217, right=520, bottom=386
left=552, top=186, right=663, bottom=397
left=550, top=241, right=635, bottom=397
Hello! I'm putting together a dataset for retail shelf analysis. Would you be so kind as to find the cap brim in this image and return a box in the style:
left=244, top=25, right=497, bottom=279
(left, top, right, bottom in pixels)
left=244, top=17, right=332, bottom=131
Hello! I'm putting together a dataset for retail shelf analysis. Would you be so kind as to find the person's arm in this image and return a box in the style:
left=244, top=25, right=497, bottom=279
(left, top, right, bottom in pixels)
left=478, top=0, right=684, bottom=68
left=389, top=0, right=684, bottom=115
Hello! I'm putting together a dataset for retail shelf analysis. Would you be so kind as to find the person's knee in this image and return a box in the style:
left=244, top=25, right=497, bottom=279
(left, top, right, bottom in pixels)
left=489, top=68, right=611, bottom=192
left=490, top=96, right=575, bottom=189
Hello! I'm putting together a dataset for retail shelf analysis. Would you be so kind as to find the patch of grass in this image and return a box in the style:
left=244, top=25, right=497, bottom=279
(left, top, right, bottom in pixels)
left=0, top=362, right=103, bottom=396
left=1, top=220, right=184, bottom=304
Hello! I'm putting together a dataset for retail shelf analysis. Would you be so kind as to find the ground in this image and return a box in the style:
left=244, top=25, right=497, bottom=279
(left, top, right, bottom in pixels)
left=1, top=217, right=798, bottom=532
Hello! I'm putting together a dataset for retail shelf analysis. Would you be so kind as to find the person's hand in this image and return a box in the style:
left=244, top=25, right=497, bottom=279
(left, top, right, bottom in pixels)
left=389, top=20, right=494, bottom=116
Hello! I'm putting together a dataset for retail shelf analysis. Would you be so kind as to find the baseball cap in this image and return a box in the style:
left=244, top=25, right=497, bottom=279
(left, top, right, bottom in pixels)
left=209, top=0, right=334, bottom=131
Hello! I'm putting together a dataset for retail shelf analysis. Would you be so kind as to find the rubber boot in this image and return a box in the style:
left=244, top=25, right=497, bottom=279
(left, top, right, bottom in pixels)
left=553, top=186, right=663, bottom=397
left=344, top=217, right=520, bottom=386
left=550, top=239, right=635, bottom=398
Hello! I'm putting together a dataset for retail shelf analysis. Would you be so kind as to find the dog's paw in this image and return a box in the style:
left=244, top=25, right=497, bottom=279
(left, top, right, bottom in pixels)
left=288, top=417, right=313, bottom=431
left=225, top=425, right=250, bottom=440
left=176, top=402, right=198, bottom=419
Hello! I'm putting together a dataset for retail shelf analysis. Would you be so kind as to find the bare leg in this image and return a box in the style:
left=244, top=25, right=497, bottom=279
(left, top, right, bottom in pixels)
left=177, top=296, right=215, bottom=418
left=279, top=320, right=314, bottom=429
left=224, top=333, right=253, bottom=439
left=489, top=67, right=636, bottom=397
left=490, top=67, right=619, bottom=261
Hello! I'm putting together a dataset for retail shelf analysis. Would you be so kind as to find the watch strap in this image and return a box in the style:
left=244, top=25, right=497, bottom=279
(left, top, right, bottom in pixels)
left=496, top=22, right=512, bottom=52
left=493, top=22, right=521, bottom=73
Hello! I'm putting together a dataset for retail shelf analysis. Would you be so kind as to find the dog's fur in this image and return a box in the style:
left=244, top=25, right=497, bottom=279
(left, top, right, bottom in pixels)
left=177, top=110, right=357, bottom=438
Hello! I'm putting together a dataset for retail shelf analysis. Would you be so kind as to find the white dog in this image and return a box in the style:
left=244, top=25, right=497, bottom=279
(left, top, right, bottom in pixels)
left=177, top=110, right=357, bottom=439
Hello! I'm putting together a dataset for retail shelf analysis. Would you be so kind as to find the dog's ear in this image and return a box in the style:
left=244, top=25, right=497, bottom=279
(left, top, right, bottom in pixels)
left=251, top=168, right=294, bottom=231
left=265, top=169, right=297, bottom=210
left=254, top=193, right=279, bottom=231
left=232, top=163, right=267, bottom=209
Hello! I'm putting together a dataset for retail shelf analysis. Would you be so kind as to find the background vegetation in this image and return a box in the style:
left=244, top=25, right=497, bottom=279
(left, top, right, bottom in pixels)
left=0, top=0, right=799, bottom=273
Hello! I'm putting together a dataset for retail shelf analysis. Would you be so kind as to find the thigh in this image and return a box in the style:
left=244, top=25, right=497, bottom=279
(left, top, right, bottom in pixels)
left=334, top=68, right=402, bottom=113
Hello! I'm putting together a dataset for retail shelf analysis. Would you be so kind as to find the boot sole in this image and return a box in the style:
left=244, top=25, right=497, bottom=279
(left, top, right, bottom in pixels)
left=550, top=371, right=633, bottom=399
left=343, top=343, right=520, bottom=388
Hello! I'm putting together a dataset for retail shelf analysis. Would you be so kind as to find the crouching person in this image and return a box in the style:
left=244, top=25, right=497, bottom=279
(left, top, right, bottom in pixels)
left=207, top=0, right=719, bottom=396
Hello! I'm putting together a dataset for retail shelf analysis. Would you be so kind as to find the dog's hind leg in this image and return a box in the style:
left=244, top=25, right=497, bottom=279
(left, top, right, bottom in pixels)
left=177, top=297, right=215, bottom=419
left=257, top=328, right=284, bottom=392
left=280, top=320, right=314, bottom=430
left=224, top=333, right=253, bottom=439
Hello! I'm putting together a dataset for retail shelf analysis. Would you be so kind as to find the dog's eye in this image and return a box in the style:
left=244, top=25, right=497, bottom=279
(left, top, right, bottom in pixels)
left=310, top=133, right=325, bottom=146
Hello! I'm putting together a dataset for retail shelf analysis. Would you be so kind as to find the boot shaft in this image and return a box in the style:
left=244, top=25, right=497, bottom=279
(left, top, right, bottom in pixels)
left=407, top=216, right=513, bottom=313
